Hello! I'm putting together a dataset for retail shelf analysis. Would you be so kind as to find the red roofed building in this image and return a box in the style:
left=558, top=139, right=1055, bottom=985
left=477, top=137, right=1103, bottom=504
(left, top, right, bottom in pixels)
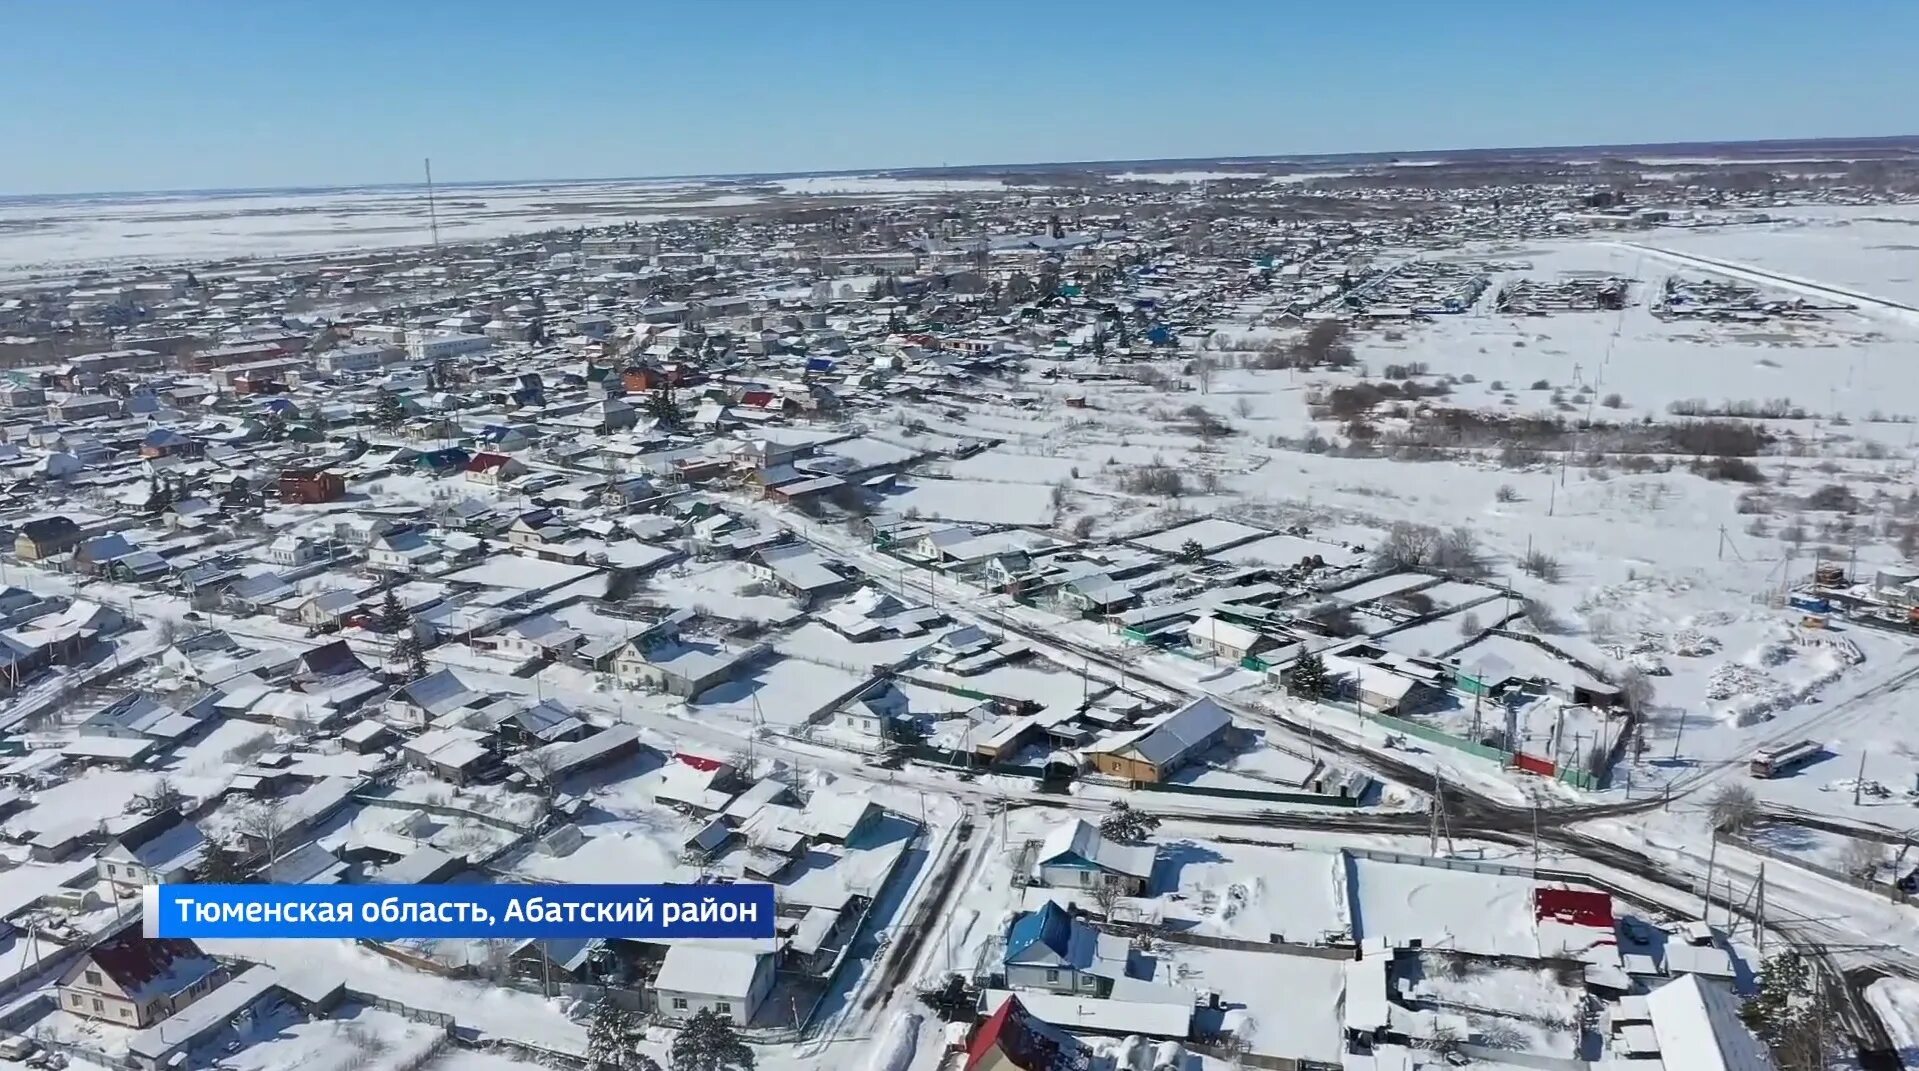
left=968, top=995, right=1085, bottom=1071
left=674, top=752, right=728, bottom=773
left=58, top=934, right=227, bottom=1027
left=1535, top=887, right=1614, bottom=930
left=464, top=451, right=527, bottom=486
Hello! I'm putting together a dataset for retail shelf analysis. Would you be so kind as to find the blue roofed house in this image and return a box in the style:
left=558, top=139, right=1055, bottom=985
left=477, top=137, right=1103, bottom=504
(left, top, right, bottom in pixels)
left=1034, top=819, right=1156, bottom=896
left=1002, top=901, right=1129, bottom=996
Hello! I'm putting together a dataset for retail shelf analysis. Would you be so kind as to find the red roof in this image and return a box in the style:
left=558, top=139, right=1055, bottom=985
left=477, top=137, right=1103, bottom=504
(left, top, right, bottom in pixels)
left=741, top=391, right=776, bottom=408
left=674, top=752, right=726, bottom=772
left=966, top=996, right=1070, bottom=1071
left=1534, top=887, right=1614, bottom=929
left=466, top=452, right=512, bottom=472
left=82, top=934, right=218, bottom=1002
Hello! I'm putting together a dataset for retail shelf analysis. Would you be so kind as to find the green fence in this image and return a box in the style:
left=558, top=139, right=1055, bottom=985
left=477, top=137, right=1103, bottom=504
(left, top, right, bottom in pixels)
left=1364, top=709, right=1514, bottom=764
left=1137, top=779, right=1360, bottom=808
left=1361, top=709, right=1602, bottom=789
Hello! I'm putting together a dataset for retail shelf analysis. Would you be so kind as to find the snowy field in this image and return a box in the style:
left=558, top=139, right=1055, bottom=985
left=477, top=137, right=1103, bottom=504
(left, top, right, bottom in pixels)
left=0, top=179, right=752, bottom=278
left=878, top=478, right=1056, bottom=526
left=1644, top=204, right=1919, bottom=310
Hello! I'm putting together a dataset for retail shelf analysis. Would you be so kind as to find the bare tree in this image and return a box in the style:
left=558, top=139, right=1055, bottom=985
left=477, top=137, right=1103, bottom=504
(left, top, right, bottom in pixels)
left=237, top=796, right=287, bottom=864
left=1841, top=837, right=1885, bottom=881
left=521, top=747, right=564, bottom=801
left=1618, top=666, right=1655, bottom=712
left=1091, top=880, right=1122, bottom=920
left=1708, top=785, right=1760, bottom=833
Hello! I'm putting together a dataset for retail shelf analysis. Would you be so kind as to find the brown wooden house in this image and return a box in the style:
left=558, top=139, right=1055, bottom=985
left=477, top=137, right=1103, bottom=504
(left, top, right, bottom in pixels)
left=279, top=468, right=346, bottom=504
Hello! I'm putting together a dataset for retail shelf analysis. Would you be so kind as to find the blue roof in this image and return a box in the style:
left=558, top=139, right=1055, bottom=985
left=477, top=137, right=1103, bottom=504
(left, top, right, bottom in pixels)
left=1005, top=901, right=1073, bottom=962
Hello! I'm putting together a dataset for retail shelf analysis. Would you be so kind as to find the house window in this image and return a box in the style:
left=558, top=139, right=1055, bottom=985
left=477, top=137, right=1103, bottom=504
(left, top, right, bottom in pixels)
left=715, top=1002, right=732, bottom=1016
left=1078, top=870, right=1092, bottom=886
left=671, top=997, right=688, bottom=1011
left=84, top=970, right=102, bottom=986
left=69, top=994, right=82, bottom=1008
left=1044, top=969, right=1060, bottom=983
left=119, top=1007, right=131, bottom=1019
left=91, top=998, right=104, bottom=1013
left=106, top=864, right=117, bottom=876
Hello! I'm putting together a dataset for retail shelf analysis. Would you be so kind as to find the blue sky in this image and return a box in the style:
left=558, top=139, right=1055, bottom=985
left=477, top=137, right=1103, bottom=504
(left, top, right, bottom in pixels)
left=2, top=0, right=1912, bottom=195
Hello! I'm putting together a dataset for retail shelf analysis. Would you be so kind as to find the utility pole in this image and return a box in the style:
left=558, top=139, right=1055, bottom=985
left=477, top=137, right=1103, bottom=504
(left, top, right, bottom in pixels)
left=424, top=158, right=442, bottom=258
left=1702, top=833, right=1719, bottom=927
left=1531, top=804, right=1540, bottom=867
left=1670, top=709, right=1687, bottom=762
left=1855, top=750, right=1868, bottom=807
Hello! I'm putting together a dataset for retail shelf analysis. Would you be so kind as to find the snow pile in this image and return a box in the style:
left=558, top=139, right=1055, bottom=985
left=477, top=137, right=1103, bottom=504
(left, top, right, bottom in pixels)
left=1821, top=777, right=1893, bottom=800
left=865, top=1011, right=922, bottom=1071
left=1706, top=626, right=1863, bottom=723
left=1667, top=628, right=1721, bottom=657
left=1705, top=663, right=1785, bottom=724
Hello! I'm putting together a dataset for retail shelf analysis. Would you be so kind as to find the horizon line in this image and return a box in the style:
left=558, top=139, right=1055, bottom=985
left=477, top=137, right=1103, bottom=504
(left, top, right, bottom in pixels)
left=7, top=131, right=1918, bottom=203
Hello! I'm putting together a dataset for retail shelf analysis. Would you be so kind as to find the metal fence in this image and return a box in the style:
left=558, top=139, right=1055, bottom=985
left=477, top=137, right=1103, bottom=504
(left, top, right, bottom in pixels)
left=1716, top=829, right=1911, bottom=904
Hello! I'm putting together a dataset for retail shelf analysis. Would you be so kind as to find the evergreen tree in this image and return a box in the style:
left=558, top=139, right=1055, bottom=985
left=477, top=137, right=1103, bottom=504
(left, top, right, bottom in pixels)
left=392, top=635, right=428, bottom=680
left=646, top=385, right=683, bottom=428
left=1741, top=953, right=1837, bottom=1070
left=1289, top=651, right=1328, bottom=699
left=670, top=1008, right=754, bottom=1071
left=586, top=994, right=639, bottom=1071
left=1098, top=800, right=1161, bottom=844
left=196, top=839, right=254, bottom=884
left=1176, top=538, right=1205, bottom=564
left=379, top=587, right=408, bottom=633
left=373, top=388, right=406, bottom=431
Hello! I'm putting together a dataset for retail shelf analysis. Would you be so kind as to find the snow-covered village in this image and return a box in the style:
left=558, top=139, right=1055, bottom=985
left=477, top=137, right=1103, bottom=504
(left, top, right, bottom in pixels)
left=7, top=20, right=1919, bottom=1068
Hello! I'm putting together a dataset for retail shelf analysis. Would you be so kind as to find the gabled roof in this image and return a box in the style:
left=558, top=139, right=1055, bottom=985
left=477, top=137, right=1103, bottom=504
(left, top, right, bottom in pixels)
left=391, top=668, right=486, bottom=716
left=652, top=943, right=767, bottom=999
left=465, top=451, right=516, bottom=472
left=69, top=934, right=220, bottom=1005
left=1005, top=901, right=1091, bottom=967
left=1036, top=818, right=1155, bottom=881
left=966, top=995, right=1079, bottom=1071
left=1645, top=974, right=1773, bottom=1071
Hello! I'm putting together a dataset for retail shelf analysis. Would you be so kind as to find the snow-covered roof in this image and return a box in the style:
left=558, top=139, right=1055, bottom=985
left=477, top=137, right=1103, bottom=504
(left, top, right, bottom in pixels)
left=1186, top=614, right=1262, bottom=652
left=981, top=989, right=1191, bottom=1041
left=1645, top=974, right=1773, bottom=1071
left=651, top=943, right=766, bottom=999
left=1036, top=818, right=1155, bottom=881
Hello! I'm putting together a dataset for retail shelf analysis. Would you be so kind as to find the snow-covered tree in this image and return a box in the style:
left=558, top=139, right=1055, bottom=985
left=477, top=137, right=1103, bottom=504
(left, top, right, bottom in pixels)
left=195, top=839, right=253, bottom=884
left=378, top=587, right=408, bottom=633
left=1288, top=651, right=1328, bottom=699
left=1099, top=800, right=1161, bottom=844
left=587, top=994, right=640, bottom=1070
left=1741, top=952, right=1839, bottom=1070
left=670, top=1008, right=754, bottom=1071
left=372, top=388, right=406, bottom=431
left=392, top=635, right=428, bottom=680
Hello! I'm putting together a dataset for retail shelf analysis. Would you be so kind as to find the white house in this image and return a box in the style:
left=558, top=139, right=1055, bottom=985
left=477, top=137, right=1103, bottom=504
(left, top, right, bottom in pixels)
left=265, top=534, right=324, bottom=567
left=407, top=332, right=491, bottom=361
left=650, top=943, right=776, bottom=1025
left=494, top=614, right=583, bottom=661
left=96, top=810, right=207, bottom=893
left=1001, top=902, right=1127, bottom=996
left=1034, top=819, right=1156, bottom=896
